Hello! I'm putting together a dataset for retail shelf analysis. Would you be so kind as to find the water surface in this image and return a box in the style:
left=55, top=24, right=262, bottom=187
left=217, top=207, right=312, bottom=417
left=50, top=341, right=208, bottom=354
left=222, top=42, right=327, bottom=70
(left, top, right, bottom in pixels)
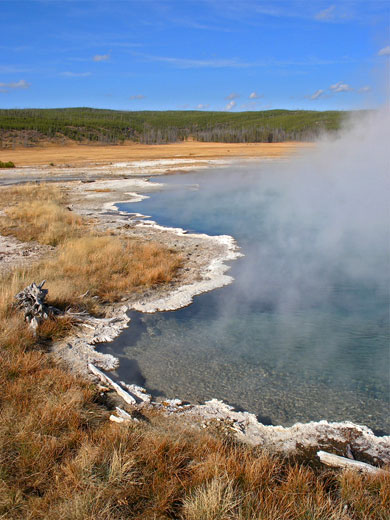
left=100, top=161, right=389, bottom=433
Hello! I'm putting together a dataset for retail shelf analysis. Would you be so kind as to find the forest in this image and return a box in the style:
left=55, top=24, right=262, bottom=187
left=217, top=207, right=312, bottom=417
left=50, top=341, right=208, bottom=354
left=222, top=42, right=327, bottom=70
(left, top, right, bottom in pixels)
left=0, top=107, right=347, bottom=146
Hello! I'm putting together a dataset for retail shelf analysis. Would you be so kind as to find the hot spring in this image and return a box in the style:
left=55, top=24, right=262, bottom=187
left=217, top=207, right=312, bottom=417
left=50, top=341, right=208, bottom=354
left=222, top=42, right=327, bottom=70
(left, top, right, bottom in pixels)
left=98, top=114, right=390, bottom=433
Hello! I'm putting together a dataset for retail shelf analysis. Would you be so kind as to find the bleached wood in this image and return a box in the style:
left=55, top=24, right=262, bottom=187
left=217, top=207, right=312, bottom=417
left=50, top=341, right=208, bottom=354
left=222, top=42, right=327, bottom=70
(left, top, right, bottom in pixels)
left=317, top=450, right=387, bottom=475
left=15, top=280, right=60, bottom=330
left=88, top=363, right=136, bottom=405
left=110, top=415, right=125, bottom=423
left=115, top=407, right=132, bottom=419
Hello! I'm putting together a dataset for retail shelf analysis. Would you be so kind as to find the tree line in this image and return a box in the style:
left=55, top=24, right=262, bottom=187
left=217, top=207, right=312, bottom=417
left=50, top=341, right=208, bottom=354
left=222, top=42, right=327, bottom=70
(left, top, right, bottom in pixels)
left=0, top=108, right=346, bottom=146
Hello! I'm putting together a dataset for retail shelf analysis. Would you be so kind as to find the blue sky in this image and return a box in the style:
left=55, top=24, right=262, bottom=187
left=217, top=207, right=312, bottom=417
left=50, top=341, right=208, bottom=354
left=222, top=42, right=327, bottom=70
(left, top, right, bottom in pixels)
left=0, top=0, right=389, bottom=111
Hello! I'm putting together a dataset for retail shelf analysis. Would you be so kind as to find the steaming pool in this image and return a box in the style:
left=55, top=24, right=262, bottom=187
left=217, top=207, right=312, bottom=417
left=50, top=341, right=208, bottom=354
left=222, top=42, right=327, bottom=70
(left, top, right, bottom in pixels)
left=99, top=161, right=389, bottom=434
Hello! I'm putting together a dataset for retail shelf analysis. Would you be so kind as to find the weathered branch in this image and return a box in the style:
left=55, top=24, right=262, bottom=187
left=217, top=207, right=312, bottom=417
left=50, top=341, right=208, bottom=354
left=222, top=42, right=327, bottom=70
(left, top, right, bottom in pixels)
left=88, top=363, right=136, bottom=405
left=317, top=450, right=388, bottom=475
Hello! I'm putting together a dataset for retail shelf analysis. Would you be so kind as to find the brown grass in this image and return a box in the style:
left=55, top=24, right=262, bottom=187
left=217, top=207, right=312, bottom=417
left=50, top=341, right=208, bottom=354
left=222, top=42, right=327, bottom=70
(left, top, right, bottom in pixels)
left=27, top=236, right=182, bottom=311
left=1, top=325, right=389, bottom=520
left=0, top=183, right=85, bottom=246
left=0, top=183, right=182, bottom=313
left=0, top=183, right=66, bottom=208
left=0, top=183, right=388, bottom=519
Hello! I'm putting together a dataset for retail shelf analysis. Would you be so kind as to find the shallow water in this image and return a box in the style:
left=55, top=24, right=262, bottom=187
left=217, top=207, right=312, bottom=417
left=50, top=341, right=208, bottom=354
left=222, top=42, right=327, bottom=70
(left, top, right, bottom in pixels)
left=99, top=161, right=389, bottom=433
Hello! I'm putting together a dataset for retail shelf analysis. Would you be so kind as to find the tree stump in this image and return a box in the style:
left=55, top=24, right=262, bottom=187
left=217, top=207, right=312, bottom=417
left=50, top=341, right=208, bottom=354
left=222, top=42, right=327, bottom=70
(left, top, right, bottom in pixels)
left=15, top=280, right=59, bottom=331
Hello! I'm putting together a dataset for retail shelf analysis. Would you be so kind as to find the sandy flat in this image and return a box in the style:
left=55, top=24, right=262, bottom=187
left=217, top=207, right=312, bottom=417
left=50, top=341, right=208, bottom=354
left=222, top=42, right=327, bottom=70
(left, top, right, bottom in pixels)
left=2, top=141, right=313, bottom=167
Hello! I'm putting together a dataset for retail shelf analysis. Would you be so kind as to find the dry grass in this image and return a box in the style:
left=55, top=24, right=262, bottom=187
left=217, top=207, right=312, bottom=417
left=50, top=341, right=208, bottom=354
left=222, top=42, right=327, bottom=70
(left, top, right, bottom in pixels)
left=2, top=235, right=181, bottom=316
left=3, top=141, right=312, bottom=167
left=0, top=183, right=182, bottom=313
left=0, top=183, right=388, bottom=519
left=1, top=328, right=389, bottom=520
left=0, top=184, right=84, bottom=246
left=42, top=236, right=182, bottom=303
left=0, top=183, right=66, bottom=208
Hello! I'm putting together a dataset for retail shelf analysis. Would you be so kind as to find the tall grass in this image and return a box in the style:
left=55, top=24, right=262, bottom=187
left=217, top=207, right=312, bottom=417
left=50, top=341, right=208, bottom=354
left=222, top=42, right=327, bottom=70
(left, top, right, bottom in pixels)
left=0, top=183, right=182, bottom=312
left=0, top=200, right=85, bottom=246
left=25, top=236, right=182, bottom=312
left=0, top=184, right=84, bottom=246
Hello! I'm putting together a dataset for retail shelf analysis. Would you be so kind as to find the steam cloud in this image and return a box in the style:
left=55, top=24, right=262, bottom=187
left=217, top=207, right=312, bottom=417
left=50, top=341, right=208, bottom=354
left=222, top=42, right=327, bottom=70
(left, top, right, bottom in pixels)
left=207, top=110, right=390, bottom=314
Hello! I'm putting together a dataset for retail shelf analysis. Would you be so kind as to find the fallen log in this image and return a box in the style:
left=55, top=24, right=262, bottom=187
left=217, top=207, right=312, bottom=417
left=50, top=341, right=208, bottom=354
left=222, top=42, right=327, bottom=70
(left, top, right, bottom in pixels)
left=88, top=363, right=136, bottom=405
left=317, top=450, right=388, bottom=475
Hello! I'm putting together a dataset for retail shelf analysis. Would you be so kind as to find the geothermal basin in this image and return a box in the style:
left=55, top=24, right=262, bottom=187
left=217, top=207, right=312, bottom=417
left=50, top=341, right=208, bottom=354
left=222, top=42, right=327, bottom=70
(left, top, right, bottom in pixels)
left=98, top=148, right=389, bottom=434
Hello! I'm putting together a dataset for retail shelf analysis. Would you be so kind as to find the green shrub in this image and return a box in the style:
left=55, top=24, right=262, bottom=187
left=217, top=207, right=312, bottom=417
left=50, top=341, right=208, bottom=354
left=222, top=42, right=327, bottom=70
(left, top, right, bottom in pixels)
left=0, top=161, right=15, bottom=168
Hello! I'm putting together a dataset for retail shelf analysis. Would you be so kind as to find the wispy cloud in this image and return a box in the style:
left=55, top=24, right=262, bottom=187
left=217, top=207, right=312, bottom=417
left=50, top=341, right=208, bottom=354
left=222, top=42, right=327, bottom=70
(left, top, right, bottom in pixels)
left=308, top=80, right=356, bottom=100
left=225, top=100, right=236, bottom=111
left=358, top=85, right=371, bottom=93
left=196, top=103, right=210, bottom=109
left=249, top=91, right=262, bottom=99
left=60, top=71, right=91, bottom=77
left=93, top=53, right=110, bottom=62
left=378, top=46, right=390, bottom=56
left=132, top=52, right=355, bottom=70
left=329, top=81, right=353, bottom=92
left=132, top=52, right=251, bottom=68
left=309, top=89, right=325, bottom=100
left=0, top=65, right=33, bottom=74
left=315, top=5, right=336, bottom=21
left=0, top=79, right=30, bottom=93
left=225, top=92, right=239, bottom=100
left=129, top=94, right=145, bottom=100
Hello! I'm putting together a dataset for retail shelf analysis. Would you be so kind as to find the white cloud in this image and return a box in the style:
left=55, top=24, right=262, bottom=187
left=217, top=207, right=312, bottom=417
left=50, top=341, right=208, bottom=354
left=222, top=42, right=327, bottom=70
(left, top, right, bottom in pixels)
left=310, top=89, right=325, bottom=100
left=225, top=92, right=239, bottom=100
left=378, top=46, right=390, bottom=57
left=0, top=79, right=30, bottom=92
left=315, top=5, right=336, bottom=21
left=93, top=53, right=110, bottom=62
left=129, top=94, right=145, bottom=100
left=249, top=91, right=262, bottom=99
left=329, top=81, right=353, bottom=93
left=358, top=85, right=371, bottom=93
left=60, top=71, right=91, bottom=77
left=196, top=103, right=210, bottom=109
left=225, top=100, right=236, bottom=111
left=133, top=52, right=355, bottom=69
left=136, top=53, right=250, bottom=68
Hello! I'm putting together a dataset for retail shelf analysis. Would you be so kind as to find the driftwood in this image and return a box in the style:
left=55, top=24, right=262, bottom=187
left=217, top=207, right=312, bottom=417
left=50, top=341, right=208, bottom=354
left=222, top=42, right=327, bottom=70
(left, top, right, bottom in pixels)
left=109, top=407, right=139, bottom=424
left=15, top=281, right=107, bottom=332
left=317, top=450, right=387, bottom=475
left=15, top=280, right=60, bottom=330
left=110, top=414, right=125, bottom=424
left=88, top=363, right=136, bottom=405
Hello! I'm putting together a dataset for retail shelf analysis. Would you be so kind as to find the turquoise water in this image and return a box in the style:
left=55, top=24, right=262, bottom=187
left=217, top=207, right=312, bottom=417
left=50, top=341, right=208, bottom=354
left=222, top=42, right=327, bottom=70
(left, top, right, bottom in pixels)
left=100, top=162, right=389, bottom=433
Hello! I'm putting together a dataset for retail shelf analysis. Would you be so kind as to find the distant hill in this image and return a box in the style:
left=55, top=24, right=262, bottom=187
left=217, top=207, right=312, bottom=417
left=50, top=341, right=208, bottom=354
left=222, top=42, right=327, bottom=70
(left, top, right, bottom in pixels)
left=0, top=107, right=346, bottom=147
